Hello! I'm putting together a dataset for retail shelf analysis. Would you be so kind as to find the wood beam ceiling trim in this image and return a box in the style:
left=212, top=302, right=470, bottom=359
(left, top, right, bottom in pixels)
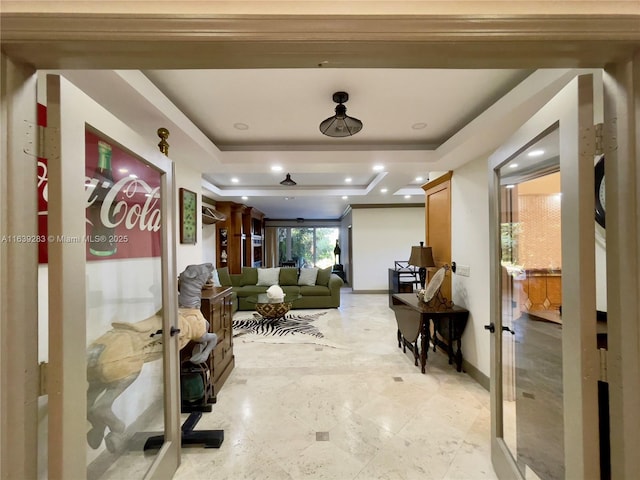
left=2, top=14, right=640, bottom=41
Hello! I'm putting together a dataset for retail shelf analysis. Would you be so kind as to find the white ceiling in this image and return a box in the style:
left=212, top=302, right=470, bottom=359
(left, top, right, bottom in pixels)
left=53, top=67, right=585, bottom=220
left=143, top=69, right=529, bottom=148
left=141, top=68, right=533, bottom=219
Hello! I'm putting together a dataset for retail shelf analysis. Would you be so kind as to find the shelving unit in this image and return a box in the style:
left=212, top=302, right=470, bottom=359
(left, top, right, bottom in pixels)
left=215, top=201, right=264, bottom=273
left=245, top=209, right=264, bottom=268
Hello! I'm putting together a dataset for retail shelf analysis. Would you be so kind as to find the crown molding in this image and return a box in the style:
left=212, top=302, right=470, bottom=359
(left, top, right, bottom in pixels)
left=2, top=13, right=639, bottom=69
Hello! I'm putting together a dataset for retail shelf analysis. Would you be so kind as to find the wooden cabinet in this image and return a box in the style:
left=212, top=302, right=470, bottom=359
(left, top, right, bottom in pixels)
left=199, top=287, right=234, bottom=399
left=243, top=207, right=264, bottom=268
left=423, top=172, right=453, bottom=305
left=215, top=201, right=264, bottom=273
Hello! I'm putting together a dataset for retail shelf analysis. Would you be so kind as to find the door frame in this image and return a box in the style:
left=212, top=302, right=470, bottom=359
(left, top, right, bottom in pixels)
left=488, top=74, right=601, bottom=478
left=1, top=8, right=638, bottom=479
left=0, top=53, right=40, bottom=480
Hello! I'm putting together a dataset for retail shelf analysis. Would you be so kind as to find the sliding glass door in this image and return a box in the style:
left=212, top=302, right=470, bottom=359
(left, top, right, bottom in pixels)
left=277, top=227, right=339, bottom=268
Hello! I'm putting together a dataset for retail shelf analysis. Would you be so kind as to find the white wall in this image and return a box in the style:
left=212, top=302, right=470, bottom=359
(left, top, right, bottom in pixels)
left=351, top=207, right=425, bottom=291
left=202, top=223, right=216, bottom=266
left=595, top=229, right=607, bottom=311
left=451, top=156, right=491, bottom=377
left=340, top=209, right=353, bottom=284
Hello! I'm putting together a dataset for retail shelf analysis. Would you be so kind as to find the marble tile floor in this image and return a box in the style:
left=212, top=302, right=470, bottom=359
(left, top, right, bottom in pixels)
left=173, top=290, right=497, bottom=480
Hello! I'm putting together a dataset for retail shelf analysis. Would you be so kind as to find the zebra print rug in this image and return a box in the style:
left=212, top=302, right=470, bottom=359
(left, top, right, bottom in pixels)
left=232, top=311, right=327, bottom=338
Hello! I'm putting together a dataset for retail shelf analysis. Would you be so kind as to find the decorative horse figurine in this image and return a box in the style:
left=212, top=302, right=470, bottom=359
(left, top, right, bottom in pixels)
left=86, top=263, right=218, bottom=453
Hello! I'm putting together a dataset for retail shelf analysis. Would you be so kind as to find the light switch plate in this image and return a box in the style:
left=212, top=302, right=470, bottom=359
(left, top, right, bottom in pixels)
left=456, top=265, right=471, bottom=277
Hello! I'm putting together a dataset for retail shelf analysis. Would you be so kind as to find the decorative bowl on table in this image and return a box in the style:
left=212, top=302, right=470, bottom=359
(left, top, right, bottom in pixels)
left=256, top=301, right=292, bottom=319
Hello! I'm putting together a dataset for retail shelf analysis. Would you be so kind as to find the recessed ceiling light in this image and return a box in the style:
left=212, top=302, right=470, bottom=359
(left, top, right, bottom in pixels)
left=404, top=195, right=411, bottom=199
left=509, top=163, right=519, bottom=169
left=118, top=168, right=129, bottom=173
left=233, top=123, right=249, bottom=130
left=528, top=149, right=545, bottom=157
left=411, top=122, right=427, bottom=130
left=231, top=177, right=239, bottom=183
left=271, top=165, right=283, bottom=172
left=381, top=188, right=388, bottom=193
left=373, top=165, right=384, bottom=172
left=342, top=196, right=348, bottom=200
left=242, top=196, right=248, bottom=200
left=345, top=177, right=352, bottom=183
left=415, top=176, right=424, bottom=182
left=506, top=185, right=515, bottom=189
left=129, top=174, right=138, bottom=179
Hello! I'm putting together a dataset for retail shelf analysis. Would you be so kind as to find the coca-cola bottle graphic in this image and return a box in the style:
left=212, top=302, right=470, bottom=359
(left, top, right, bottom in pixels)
left=87, top=140, right=117, bottom=256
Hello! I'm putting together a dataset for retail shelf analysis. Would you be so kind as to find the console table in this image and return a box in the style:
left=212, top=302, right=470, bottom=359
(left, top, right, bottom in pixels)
left=390, top=293, right=469, bottom=373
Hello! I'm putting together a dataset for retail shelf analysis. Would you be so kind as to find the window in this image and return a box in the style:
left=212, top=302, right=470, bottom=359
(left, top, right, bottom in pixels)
left=277, top=227, right=339, bottom=268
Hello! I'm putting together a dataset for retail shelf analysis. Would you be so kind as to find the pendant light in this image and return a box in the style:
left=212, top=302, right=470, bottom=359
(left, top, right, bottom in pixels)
left=280, top=173, right=297, bottom=186
left=319, top=91, right=363, bottom=137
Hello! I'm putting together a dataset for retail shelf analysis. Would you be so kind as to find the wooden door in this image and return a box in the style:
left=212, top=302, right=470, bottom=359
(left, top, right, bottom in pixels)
left=423, top=172, right=453, bottom=304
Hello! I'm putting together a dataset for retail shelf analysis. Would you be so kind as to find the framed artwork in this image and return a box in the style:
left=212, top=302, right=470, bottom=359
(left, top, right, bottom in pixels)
left=179, top=188, right=197, bottom=244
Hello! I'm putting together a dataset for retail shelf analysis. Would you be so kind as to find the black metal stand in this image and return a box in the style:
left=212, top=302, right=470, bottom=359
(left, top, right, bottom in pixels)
left=426, top=289, right=453, bottom=310
left=143, top=356, right=224, bottom=451
left=143, top=411, right=224, bottom=450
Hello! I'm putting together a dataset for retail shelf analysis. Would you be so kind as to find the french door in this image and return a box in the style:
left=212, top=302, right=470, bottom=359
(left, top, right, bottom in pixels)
left=41, top=74, right=181, bottom=479
left=488, top=74, right=603, bottom=479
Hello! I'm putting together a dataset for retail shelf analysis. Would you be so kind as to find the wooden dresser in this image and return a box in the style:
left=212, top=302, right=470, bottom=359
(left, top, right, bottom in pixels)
left=199, top=286, right=235, bottom=400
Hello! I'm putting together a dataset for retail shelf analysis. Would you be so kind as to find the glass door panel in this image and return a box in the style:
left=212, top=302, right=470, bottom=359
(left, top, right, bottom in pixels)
left=84, top=130, right=165, bottom=479
left=499, top=130, right=564, bottom=479
left=489, top=74, right=601, bottom=480
left=276, top=227, right=340, bottom=267
left=44, top=74, right=179, bottom=480
left=291, top=227, right=314, bottom=267
left=312, top=227, right=339, bottom=268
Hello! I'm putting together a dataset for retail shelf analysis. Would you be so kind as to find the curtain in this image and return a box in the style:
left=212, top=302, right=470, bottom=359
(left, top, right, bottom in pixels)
left=264, top=226, right=278, bottom=267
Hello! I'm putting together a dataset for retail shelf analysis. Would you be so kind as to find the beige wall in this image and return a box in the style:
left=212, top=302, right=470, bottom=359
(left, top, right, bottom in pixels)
left=451, top=155, right=491, bottom=378
left=351, top=206, right=425, bottom=291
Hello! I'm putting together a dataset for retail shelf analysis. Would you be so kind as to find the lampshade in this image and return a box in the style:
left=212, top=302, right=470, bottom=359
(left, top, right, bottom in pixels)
left=408, top=242, right=435, bottom=268
left=319, top=91, right=363, bottom=138
left=280, top=173, right=297, bottom=186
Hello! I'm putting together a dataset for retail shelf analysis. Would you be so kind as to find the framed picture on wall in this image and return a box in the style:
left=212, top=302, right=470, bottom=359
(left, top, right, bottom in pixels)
left=179, top=188, right=197, bottom=244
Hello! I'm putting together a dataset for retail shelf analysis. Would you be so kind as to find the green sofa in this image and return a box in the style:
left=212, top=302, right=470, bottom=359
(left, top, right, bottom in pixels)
left=216, top=266, right=343, bottom=313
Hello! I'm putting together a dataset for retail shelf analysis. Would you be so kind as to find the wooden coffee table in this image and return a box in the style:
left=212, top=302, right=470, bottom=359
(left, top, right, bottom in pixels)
left=247, top=293, right=301, bottom=320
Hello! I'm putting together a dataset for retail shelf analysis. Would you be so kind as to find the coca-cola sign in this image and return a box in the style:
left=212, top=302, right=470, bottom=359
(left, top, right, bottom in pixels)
left=37, top=125, right=162, bottom=263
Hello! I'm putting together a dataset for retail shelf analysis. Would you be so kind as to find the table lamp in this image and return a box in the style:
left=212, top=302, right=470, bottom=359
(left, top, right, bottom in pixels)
left=408, top=241, right=435, bottom=289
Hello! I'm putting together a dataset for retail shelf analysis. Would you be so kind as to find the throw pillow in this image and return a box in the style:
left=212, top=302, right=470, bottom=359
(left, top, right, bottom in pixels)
left=279, top=267, right=299, bottom=286
left=257, top=267, right=280, bottom=286
left=298, top=267, right=319, bottom=286
left=315, top=266, right=332, bottom=286
left=211, top=269, right=221, bottom=287
left=240, top=267, right=258, bottom=286
left=217, top=267, right=232, bottom=286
